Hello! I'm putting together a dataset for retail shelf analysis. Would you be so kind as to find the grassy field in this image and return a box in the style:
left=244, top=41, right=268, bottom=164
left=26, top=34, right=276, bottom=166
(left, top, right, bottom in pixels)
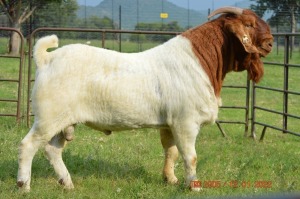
left=0, top=36, right=300, bottom=198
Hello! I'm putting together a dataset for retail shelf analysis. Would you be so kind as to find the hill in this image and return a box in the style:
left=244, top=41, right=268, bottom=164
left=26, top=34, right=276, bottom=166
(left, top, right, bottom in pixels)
left=77, top=0, right=207, bottom=30
left=76, top=0, right=253, bottom=30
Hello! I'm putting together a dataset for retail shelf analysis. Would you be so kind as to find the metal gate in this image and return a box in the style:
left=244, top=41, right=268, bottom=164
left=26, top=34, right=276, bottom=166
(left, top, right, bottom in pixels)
left=0, top=27, right=25, bottom=124
left=251, top=33, right=300, bottom=140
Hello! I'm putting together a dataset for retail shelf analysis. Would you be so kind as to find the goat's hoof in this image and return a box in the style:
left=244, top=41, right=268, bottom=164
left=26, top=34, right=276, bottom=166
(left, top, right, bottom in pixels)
left=17, top=181, right=24, bottom=188
left=163, top=175, right=179, bottom=185
left=17, top=181, right=30, bottom=192
left=103, top=130, right=112, bottom=135
left=58, top=178, right=65, bottom=185
left=58, top=179, right=74, bottom=190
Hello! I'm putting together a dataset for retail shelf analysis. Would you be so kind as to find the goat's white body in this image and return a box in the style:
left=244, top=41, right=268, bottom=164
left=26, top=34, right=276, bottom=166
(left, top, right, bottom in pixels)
left=18, top=35, right=219, bottom=191
left=32, top=35, right=218, bottom=135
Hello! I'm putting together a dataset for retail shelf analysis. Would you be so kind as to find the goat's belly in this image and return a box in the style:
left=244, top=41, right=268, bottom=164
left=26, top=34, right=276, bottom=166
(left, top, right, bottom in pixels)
left=85, top=120, right=168, bottom=133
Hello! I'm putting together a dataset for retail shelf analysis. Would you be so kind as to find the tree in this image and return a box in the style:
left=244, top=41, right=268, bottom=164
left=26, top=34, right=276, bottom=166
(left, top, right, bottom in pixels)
left=132, top=21, right=183, bottom=42
left=85, top=16, right=115, bottom=29
left=251, top=0, right=300, bottom=52
left=33, top=0, right=78, bottom=29
left=0, top=0, right=78, bottom=55
left=1, top=0, right=34, bottom=55
left=76, top=15, right=116, bottom=39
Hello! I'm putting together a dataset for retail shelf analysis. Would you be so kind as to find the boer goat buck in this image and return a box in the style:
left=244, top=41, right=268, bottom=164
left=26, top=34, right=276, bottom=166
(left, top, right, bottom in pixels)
left=17, top=7, right=273, bottom=191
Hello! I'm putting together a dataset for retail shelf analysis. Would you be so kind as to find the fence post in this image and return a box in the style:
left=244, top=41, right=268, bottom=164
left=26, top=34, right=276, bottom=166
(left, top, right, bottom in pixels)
left=283, top=35, right=290, bottom=133
left=27, top=33, right=34, bottom=126
left=251, top=80, right=257, bottom=139
left=244, top=78, right=251, bottom=137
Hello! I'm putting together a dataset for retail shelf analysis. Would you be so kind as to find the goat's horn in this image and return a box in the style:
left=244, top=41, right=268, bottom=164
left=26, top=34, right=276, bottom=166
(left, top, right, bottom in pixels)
left=208, top=6, right=243, bottom=19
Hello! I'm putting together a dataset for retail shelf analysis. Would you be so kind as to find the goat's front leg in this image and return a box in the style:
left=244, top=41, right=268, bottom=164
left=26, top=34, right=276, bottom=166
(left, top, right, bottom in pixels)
left=160, top=129, right=179, bottom=184
left=171, top=122, right=201, bottom=191
left=45, top=132, right=74, bottom=189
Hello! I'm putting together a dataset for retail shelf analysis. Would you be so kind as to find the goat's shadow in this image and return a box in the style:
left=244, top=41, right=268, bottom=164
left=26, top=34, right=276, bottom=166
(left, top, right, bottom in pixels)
left=2, top=149, right=158, bottom=186
left=62, top=149, right=156, bottom=182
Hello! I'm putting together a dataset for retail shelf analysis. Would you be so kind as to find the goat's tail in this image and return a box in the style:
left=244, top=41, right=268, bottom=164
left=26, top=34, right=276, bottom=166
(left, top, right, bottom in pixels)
left=33, top=35, right=59, bottom=68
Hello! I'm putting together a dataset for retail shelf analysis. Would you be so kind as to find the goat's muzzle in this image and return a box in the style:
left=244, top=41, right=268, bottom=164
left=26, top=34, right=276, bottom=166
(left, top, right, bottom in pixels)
left=259, top=37, right=273, bottom=57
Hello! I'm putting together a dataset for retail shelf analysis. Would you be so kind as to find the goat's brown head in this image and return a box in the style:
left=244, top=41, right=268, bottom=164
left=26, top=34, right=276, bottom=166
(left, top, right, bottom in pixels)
left=208, top=7, right=273, bottom=83
left=208, top=7, right=273, bottom=57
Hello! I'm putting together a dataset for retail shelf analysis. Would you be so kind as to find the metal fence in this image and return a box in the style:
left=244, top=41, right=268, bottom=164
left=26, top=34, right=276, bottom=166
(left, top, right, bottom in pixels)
left=217, top=79, right=251, bottom=137
left=0, top=27, right=25, bottom=124
left=251, top=33, right=300, bottom=140
left=0, top=27, right=299, bottom=139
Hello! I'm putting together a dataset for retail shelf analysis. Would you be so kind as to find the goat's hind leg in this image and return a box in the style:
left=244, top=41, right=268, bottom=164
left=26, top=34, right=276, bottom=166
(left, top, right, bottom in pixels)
left=17, top=125, right=48, bottom=191
left=45, top=132, right=74, bottom=189
left=160, top=129, right=179, bottom=184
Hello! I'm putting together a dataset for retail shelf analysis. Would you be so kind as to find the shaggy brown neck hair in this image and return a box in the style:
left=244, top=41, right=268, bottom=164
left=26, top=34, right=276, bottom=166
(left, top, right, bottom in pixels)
left=182, top=16, right=263, bottom=97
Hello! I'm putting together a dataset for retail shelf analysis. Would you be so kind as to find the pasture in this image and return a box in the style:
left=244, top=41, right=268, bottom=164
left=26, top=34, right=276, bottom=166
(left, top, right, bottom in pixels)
left=0, top=37, right=299, bottom=198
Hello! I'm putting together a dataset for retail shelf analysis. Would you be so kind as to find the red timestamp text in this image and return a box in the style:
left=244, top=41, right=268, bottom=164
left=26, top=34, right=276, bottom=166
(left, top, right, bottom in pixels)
left=190, top=180, right=272, bottom=189
left=254, top=181, right=272, bottom=188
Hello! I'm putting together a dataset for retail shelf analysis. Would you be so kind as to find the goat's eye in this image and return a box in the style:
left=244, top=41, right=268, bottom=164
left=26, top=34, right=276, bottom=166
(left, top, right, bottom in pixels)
left=245, top=24, right=253, bottom=28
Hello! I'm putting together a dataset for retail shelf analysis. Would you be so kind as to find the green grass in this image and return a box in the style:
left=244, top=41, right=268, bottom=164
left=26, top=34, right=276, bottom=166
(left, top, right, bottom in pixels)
left=1, top=124, right=299, bottom=198
left=0, top=37, right=300, bottom=198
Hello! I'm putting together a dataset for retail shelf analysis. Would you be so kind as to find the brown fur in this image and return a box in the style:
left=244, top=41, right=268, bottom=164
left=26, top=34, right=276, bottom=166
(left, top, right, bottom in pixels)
left=182, top=9, right=273, bottom=97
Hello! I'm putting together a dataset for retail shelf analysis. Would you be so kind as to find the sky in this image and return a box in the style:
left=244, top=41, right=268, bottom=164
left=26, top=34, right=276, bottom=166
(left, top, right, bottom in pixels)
left=77, top=0, right=244, bottom=11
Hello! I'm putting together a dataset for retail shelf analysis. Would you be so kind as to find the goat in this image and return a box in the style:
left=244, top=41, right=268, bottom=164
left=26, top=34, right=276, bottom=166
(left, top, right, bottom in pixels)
left=17, top=7, right=273, bottom=191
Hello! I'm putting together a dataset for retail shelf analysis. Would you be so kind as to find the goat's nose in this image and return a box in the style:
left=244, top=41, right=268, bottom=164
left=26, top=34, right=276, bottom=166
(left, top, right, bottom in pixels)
left=268, top=42, right=273, bottom=48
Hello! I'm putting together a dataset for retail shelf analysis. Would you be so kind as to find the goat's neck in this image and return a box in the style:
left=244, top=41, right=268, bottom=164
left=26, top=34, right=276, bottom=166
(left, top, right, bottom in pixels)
left=182, top=21, right=235, bottom=97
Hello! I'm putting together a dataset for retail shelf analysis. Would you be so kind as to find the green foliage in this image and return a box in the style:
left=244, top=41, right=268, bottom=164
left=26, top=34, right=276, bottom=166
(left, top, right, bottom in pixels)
left=31, top=0, right=78, bottom=29
left=1, top=0, right=79, bottom=37
left=251, top=0, right=300, bottom=31
left=131, top=21, right=182, bottom=42
left=0, top=0, right=69, bottom=24
left=83, top=16, right=115, bottom=29
left=74, top=16, right=116, bottom=39
left=251, top=0, right=300, bottom=16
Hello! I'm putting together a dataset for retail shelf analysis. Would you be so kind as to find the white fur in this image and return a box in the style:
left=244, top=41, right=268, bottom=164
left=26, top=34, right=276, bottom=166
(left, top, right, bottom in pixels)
left=18, top=34, right=219, bottom=191
left=33, top=35, right=59, bottom=67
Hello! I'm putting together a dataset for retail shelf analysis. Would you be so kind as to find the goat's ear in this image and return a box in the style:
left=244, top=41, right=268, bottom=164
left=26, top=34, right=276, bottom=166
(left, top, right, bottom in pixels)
left=225, top=20, right=259, bottom=54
